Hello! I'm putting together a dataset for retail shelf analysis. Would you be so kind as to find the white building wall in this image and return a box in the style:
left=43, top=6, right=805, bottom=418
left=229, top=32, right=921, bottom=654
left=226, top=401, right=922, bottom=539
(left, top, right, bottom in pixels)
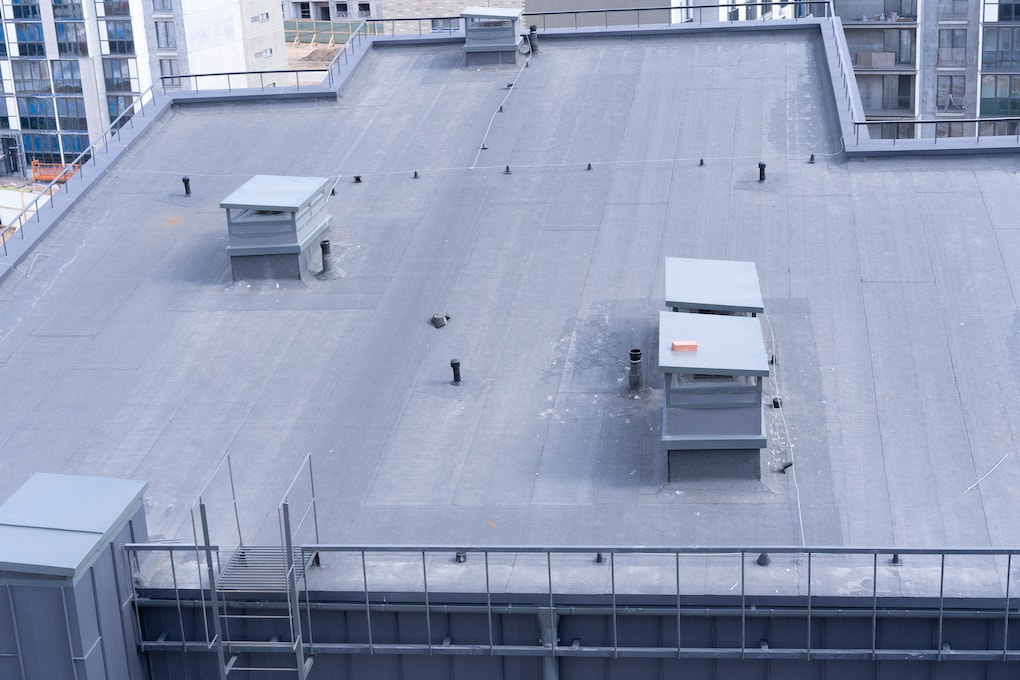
left=179, top=0, right=248, bottom=76
left=239, top=0, right=288, bottom=71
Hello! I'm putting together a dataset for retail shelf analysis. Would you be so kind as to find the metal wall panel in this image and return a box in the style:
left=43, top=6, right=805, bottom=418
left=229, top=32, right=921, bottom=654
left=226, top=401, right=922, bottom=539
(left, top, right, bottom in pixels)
left=1, top=492, right=148, bottom=680
left=11, top=586, right=74, bottom=680
left=0, top=586, right=25, bottom=680
left=135, top=591, right=1020, bottom=680
left=88, top=544, right=133, bottom=680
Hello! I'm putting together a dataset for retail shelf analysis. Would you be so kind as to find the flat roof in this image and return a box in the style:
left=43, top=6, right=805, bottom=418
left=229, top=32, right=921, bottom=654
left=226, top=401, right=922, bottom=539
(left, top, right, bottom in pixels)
left=2, top=29, right=1020, bottom=553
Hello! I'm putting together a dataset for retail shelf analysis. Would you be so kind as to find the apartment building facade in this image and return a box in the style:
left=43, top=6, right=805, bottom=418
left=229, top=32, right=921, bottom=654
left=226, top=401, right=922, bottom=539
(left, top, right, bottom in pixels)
left=835, top=0, right=1020, bottom=138
left=0, top=0, right=285, bottom=173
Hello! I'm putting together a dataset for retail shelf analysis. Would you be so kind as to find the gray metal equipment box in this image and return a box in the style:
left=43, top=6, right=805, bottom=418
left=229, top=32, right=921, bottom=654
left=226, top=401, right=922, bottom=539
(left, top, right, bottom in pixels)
left=462, top=7, right=523, bottom=66
left=220, top=175, right=333, bottom=281
left=658, top=311, right=769, bottom=453
left=664, top=256, right=764, bottom=315
left=0, top=473, right=149, bottom=680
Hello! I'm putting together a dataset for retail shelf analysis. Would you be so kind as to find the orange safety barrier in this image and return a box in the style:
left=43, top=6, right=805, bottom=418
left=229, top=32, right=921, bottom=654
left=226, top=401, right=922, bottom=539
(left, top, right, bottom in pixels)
left=31, top=160, right=80, bottom=183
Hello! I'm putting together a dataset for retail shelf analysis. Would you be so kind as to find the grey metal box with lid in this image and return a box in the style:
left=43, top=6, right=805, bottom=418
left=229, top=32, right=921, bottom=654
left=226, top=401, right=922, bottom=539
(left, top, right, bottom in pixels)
left=0, top=473, right=149, bottom=680
left=658, top=311, right=769, bottom=451
left=220, top=175, right=333, bottom=281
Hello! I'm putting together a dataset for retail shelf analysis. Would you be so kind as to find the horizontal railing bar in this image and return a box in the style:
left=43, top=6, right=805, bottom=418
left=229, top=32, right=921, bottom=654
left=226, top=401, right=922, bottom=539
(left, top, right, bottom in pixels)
left=134, top=598, right=1020, bottom=620
left=300, top=544, right=1020, bottom=556
left=137, top=639, right=1020, bottom=660
left=125, top=543, right=219, bottom=553
left=133, top=542, right=1020, bottom=558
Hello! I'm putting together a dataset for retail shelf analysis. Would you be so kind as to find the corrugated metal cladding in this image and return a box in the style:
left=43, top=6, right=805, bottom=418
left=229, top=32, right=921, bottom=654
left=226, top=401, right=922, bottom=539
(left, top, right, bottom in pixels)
left=0, top=474, right=148, bottom=680
left=134, top=589, right=1020, bottom=680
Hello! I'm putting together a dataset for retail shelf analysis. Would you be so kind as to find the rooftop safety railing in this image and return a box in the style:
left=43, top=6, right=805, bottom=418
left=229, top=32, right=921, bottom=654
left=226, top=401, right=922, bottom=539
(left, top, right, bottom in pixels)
left=360, top=2, right=833, bottom=36
left=521, top=1, right=833, bottom=31
left=0, top=80, right=164, bottom=257
left=284, top=18, right=384, bottom=45
left=125, top=542, right=1020, bottom=661
left=854, top=116, right=1020, bottom=146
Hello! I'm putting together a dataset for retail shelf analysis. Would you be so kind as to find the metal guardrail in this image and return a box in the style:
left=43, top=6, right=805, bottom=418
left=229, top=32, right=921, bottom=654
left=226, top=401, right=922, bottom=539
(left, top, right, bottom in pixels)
left=521, top=1, right=832, bottom=31
left=284, top=19, right=379, bottom=45
left=855, top=116, right=1020, bottom=145
left=0, top=81, right=164, bottom=257
left=360, top=2, right=832, bottom=36
left=126, top=543, right=1020, bottom=662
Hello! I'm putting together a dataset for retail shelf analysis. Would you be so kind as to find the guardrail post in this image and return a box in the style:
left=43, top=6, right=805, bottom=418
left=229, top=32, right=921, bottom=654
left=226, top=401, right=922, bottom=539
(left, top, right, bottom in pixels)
left=198, top=502, right=229, bottom=680
left=1004, top=553, right=1013, bottom=661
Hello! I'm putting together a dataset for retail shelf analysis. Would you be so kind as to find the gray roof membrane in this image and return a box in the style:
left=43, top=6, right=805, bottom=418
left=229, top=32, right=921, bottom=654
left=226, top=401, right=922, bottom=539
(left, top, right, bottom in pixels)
left=1, top=29, right=1020, bottom=592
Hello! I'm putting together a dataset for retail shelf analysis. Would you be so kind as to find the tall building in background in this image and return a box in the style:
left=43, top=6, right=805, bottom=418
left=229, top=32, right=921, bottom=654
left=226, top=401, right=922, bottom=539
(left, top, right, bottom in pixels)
left=0, top=0, right=285, bottom=173
left=980, top=0, right=1020, bottom=135
left=835, top=0, right=1019, bottom=139
left=282, top=0, right=380, bottom=21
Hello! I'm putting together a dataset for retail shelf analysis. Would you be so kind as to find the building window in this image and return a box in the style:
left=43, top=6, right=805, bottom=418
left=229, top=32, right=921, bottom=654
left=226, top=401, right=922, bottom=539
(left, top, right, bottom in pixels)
left=251, top=12, right=270, bottom=23
left=105, top=20, right=134, bottom=54
left=882, top=74, right=912, bottom=110
left=358, top=3, right=370, bottom=17
left=431, top=18, right=458, bottom=33
left=0, top=25, right=7, bottom=58
left=11, top=0, right=41, bottom=20
left=937, top=75, right=966, bottom=111
left=103, top=57, right=135, bottom=92
left=883, top=28, right=913, bottom=65
left=15, top=23, right=46, bottom=56
left=983, top=27, right=1020, bottom=70
left=981, top=74, right=1020, bottom=115
left=155, top=21, right=175, bottom=49
left=18, top=96, right=56, bottom=130
left=254, top=47, right=273, bottom=59
left=12, top=60, right=50, bottom=93
left=938, top=0, right=968, bottom=19
left=60, top=133, right=88, bottom=161
left=103, top=1, right=131, bottom=15
left=876, top=122, right=914, bottom=140
left=56, top=97, right=87, bottom=130
left=52, top=0, right=84, bottom=19
left=980, top=120, right=1020, bottom=136
left=107, top=95, right=134, bottom=125
left=938, top=29, right=966, bottom=66
left=335, top=3, right=348, bottom=17
left=159, top=58, right=180, bottom=88
left=153, top=0, right=173, bottom=11
left=299, top=3, right=310, bottom=19
left=51, top=60, right=83, bottom=93
left=936, top=121, right=966, bottom=138
left=22, top=133, right=62, bottom=164
left=56, top=22, right=89, bottom=56
left=985, top=1, right=1020, bottom=21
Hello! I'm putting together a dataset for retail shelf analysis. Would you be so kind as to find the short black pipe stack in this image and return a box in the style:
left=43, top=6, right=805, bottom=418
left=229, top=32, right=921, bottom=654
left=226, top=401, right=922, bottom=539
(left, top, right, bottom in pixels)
left=629, top=349, right=643, bottom=390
